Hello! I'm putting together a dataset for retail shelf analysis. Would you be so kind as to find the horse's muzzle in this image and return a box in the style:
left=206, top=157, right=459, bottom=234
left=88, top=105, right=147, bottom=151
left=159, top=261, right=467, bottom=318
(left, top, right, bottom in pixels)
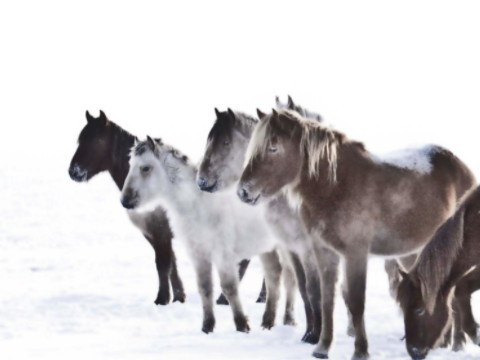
left=69, top=165, right=88, bottom=182
left=237, top=186, right=260, bottom=205
left=197, top=177, right=217, bottom=193
left=120, top=195, right=137, bottom=210
left=408, top=346, right=428, bottom=360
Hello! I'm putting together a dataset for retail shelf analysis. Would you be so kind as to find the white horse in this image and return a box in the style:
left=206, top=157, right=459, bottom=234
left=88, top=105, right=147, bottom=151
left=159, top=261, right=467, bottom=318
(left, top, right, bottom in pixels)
left=121, top=136, right=291, bottom=332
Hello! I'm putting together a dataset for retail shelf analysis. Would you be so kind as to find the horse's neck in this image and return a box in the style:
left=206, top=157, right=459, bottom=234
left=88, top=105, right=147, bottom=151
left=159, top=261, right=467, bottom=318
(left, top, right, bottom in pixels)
left=297, top=143, right=372, bottom=203
left=108, top=125, right=136, bottom=190
left=158, top=166, right=202, bottom=214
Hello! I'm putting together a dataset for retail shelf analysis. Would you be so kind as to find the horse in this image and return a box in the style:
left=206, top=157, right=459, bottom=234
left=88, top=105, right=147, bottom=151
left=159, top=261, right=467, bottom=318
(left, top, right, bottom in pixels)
left=196, top=97, right=339, bottom=344
left=238, top=109, right=475, bottom=359
left=68, top=110, right=185, bottom=305
left=397, top=186, right=480, bottom=359
left=121, top=137, right=294, bottom=333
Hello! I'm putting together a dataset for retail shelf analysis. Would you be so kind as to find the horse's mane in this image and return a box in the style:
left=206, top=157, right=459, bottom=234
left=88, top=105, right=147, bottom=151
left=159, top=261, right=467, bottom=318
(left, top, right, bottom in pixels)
left=247, top=109, right=351, bottom=182
left=208, top=110, right=258, bottom=143
left=133, top=138, right=192, bottom=167
left=275, top=95, right=323, bottom=123
left=412, top=203, right=467, bottom=313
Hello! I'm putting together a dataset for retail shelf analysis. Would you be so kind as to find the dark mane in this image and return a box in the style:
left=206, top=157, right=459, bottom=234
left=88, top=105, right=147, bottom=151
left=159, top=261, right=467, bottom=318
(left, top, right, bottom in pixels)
left=207, top=113, right=234, bottom=143
left=208, top=110, right=258, bottom=143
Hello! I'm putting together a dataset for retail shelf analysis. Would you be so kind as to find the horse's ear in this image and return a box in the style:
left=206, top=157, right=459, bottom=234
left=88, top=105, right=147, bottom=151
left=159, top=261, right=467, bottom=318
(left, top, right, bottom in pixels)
left=256, top=108, right=266, bottom=119
left=275, top=96, right=281, bottom=106
left=287, top=95, right=295, bottom=109
left=86, top=110, right=95, bottom=123
left=272, top=108, right=279, bottom=118
left=134, top=136, right=139, bottom=146
left=227, top=108, right=236, bottom=121
left=98, top=110, right=107, bottom=126
left=146, top=135, right=156, bottom=151
left=154, top=137, right=163, bottom=145
left=215, top=108, right=221, bottom=118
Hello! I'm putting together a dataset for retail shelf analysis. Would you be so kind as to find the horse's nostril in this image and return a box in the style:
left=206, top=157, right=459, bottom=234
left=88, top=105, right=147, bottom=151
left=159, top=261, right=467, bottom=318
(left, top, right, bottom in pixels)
left=197, top=177, right=207, bottom=189
left=242, top=188, right=249, bottom=198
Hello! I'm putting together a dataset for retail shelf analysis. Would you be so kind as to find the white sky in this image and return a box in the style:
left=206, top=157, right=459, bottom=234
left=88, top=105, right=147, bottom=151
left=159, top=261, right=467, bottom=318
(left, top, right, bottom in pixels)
left=1, top=0, right=480, bottom=175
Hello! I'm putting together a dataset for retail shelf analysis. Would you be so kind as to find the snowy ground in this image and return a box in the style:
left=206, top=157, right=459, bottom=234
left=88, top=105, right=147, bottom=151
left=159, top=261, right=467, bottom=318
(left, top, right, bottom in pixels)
left=1, top=159, right=479, bottom=360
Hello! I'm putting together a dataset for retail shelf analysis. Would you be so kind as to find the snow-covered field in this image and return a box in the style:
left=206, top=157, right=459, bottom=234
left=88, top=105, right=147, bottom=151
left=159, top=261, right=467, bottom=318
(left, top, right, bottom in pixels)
left=2, top=1, right=480, bottom=359
left=1, top=158, right=479, bottom=360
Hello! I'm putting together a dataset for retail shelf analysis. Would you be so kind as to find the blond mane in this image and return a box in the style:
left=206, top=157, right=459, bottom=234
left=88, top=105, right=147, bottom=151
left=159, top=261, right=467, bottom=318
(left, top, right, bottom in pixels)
left=246, top=109, right=345, bottom=182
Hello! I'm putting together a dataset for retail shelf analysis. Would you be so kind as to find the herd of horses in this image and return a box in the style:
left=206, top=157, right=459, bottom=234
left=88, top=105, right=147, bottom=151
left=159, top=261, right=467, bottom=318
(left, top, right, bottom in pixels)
left=68, top=97, right=480, bottom=360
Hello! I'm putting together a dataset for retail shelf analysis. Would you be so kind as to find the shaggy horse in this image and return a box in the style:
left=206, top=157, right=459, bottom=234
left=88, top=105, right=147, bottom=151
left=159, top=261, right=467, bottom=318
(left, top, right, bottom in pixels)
left=197, top=98, right=337, bottom=344
left=69, top=110, right=185, bottom=305
left=397, top=186, right=480, bottom=359
left=121, top=137, right=293, bottom=333
left=239, top=109, right=475, bottom=359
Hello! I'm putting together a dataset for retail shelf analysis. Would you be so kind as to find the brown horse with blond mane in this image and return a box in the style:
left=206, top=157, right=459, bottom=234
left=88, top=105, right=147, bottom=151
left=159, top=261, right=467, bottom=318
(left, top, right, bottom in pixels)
left=238, top=109, right=475, bottom=360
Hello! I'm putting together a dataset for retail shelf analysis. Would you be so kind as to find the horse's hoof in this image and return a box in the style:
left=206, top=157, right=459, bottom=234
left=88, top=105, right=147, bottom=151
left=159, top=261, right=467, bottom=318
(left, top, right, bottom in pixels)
left=172, top=290, right=186, bottom=303
left=283, top=314, right=296, bottom=326
left=216, top=294, right=229, bottom=305
left=261, top=313, right=275, bottom=330
left=302, top=331, right=320, bottom=344
left=235, top=317, right=250, bottom=333
left=452, top=342, right=465, bottom=352
left=154, top=293, right=171, bottom=306
left=312, top=352, right=328, bottom=359
left=202, top=317, right=215, bottom=334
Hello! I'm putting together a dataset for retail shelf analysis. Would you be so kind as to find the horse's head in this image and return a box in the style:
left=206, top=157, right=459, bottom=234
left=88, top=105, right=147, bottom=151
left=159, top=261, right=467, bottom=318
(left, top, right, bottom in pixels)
left=197, top=108, right=253, bottom=193
left=69, top=110, right=113, bottom=182
left=121, top=136, right=191, bottom=210
left=238, top=109, right=303, bottom=205
left=397, top=270, right=453, bottom=360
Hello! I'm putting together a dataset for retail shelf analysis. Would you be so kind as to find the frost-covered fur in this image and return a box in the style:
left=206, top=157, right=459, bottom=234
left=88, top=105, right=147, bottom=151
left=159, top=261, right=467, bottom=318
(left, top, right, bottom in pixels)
left=198, top=107, right=340, bottom=344
left=121, top=137, right=283, bottom=333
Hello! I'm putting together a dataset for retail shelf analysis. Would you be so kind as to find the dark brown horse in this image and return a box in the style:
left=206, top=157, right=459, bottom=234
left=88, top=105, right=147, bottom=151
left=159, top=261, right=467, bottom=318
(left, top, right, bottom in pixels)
left=239, top=109, right=475, bottom=359
left=397, top=186, right=480, bottom=359
left=68, top=110, right=186, bottom=305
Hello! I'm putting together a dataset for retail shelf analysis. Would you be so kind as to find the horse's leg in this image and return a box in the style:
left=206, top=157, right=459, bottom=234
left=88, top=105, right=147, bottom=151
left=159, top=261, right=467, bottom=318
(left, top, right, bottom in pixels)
left=291, top=251, right=314, bottom=342
left=280, top=250, right=298, bottom=326
left=312, top=245, right=340, bottom=359
left=192, top=256, right=215, bottom=333
left=217, top=264, right=250, bottom=332
left=144, top=234, right=171, bottom=306
left=452, top=296, right=466, bottom=351
left=457, top=290, right=479, bottom=345
left=342, top=253, right=369, bottom=360
left=259, top=250, right=282, bottom=329
left=169, top=250, right=186, bottom=303
left=217, top=259, right=251, bottom=305
left=303, top=250, right=322, bottom=344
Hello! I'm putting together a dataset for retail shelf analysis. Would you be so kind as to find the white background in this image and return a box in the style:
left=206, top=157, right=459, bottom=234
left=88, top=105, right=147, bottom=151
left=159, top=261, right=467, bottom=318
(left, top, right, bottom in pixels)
left=1, top=1, right=480, bottom=359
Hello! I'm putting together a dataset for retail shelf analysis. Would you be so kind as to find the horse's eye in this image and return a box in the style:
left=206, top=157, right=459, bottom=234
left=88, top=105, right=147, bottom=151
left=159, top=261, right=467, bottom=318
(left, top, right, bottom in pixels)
left=268, top=146, right=278, bottom=153
left=224, top=141, right=230, bottom=146
left=141, top=166, right=151, bottom=173
left=415, top=307, right=425, bottom=316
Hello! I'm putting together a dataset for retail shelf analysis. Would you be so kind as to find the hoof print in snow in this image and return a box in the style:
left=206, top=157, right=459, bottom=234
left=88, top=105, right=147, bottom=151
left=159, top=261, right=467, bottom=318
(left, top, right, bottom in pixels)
left=312, top=352, right=328, bottom=359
